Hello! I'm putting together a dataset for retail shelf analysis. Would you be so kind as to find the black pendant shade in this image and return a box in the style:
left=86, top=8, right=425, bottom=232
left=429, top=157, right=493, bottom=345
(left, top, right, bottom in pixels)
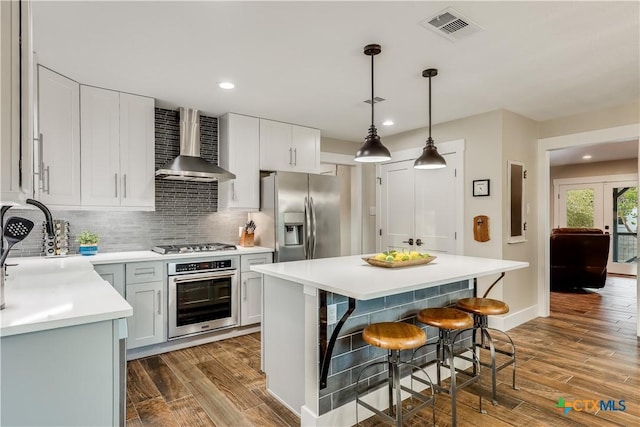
left=355, top=44, right=391, bottom=163
left=414, top=68, right=446, bottom=169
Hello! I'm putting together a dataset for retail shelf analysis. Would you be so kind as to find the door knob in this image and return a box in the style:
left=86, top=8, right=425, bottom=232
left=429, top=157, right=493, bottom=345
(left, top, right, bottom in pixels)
left=416, top=239, right=423, bottom=246
left=402, top=238, right=414, bottom=245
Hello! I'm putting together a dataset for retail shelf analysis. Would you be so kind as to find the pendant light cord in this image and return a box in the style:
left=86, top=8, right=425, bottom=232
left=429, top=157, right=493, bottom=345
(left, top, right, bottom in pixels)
left=370, top=53, right=375, bottom=127
left=428, top=73, right=432, bottom=140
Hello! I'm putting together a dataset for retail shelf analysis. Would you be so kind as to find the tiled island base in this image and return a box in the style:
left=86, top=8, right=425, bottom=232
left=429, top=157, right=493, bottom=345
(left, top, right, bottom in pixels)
left=319, top=281, right=472, bottom=415
left=262, top=275, right=473, bottom=427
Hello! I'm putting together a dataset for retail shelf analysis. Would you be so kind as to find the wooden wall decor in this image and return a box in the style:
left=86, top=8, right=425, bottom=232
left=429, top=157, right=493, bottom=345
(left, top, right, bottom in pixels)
left=474, top=215, right=490, bottom=242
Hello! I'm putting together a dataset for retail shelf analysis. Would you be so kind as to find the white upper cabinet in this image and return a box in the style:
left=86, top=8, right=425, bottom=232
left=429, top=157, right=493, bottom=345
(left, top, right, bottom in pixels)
left=291, top=124, right=320, bottom=173
left=1, top=0, right=34, bottom=204
left=81, top=85, right=154, bottom=209
left=118, top=93, right=155, bottom=207
left=259, top=118, right=319, bottom=174
left=36, top=66, right=81, bottom=206
left=218, top=113, right=260, bottom=211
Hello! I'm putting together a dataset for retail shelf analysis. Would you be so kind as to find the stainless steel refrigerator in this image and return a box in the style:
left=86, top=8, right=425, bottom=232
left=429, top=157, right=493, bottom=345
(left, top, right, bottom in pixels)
left=251, top=171, right=340, bottom=262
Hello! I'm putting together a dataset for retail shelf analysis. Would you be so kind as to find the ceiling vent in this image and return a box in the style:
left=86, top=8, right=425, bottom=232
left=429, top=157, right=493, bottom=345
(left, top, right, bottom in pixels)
left=363, top=97, right=385, bottom=105
left=419, top=7, right=483, bottom=42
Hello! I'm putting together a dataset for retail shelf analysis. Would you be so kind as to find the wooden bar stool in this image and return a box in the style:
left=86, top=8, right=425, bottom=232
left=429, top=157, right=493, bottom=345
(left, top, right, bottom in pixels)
left=413, top=307, right=483, bottom=427
left=456, top=296, right=517, bottom=405
left=355, top=322, right=435, bottom=427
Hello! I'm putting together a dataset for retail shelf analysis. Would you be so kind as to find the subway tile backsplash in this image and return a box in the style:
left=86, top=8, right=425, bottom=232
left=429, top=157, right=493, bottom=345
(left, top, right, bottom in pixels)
left=319, top=281, right=473, bottom=415
left=9, top=108, right=248, bottom=257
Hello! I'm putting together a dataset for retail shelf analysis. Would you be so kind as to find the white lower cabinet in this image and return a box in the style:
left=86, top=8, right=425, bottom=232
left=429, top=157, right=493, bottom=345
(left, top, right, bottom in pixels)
left=94, top=263, right=125, bottom=297
left=125, top=262, right=165, bottom=349
left=240, top=253, right=272, bottom=326
left=240, top=271, right=263, bottom=326
left=0, top=319, right=126, bottom=426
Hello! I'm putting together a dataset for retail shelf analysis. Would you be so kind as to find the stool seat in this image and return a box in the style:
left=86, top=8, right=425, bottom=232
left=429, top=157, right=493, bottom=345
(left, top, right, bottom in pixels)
left=363, top=322, right=426, bottom=350
left=417, top=308, right=473, bottom=330
left=457, top=297, right=509, bottom=316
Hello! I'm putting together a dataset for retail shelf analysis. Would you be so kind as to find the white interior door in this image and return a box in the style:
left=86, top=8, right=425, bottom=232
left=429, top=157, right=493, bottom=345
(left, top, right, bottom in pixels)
left=604, top=181, right=637, bottom=275
left=414, top=152, right=457, bottom=253
left=380, top=160, right=415, bottom=252
left=380, top=152, right=458, bottom=254
left=556, top=183, right=604, bottom=229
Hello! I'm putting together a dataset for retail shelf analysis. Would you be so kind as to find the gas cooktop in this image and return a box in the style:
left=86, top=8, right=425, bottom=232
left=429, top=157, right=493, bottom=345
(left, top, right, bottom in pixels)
left=151, top=243, right=237, bottom=255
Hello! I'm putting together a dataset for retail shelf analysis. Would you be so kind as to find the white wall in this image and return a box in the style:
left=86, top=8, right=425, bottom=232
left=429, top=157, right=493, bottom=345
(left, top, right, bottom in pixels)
left=501, top=110, right=539, bottom=313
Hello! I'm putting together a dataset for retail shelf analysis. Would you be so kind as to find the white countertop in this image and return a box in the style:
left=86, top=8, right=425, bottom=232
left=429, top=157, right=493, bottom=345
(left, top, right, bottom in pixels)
left=1, top=246, right=273, bottom=337
left=0, top=257, right=132, bottom=337
left=9, top=246, right=274, bottom=265
left=251, top=253, right=529, bottom=300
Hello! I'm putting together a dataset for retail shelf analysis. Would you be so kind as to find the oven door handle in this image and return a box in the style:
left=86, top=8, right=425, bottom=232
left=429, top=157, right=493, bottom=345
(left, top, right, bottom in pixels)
left=172, top=271, right=236, bottom=283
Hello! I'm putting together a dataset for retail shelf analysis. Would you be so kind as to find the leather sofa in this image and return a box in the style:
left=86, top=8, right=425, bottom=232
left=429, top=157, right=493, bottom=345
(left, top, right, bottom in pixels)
left=550, top=228, right=610, bottom=291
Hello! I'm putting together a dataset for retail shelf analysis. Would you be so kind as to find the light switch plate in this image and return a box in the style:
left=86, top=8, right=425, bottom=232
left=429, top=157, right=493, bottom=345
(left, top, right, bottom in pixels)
left=327, top=304, right=337, bottom=325
left=369, top=206, right=376, bottom=216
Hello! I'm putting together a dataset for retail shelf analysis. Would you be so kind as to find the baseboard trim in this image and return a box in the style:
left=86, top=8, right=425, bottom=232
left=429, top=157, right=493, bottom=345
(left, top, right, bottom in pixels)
left=488, top=304, right=538, bottom=331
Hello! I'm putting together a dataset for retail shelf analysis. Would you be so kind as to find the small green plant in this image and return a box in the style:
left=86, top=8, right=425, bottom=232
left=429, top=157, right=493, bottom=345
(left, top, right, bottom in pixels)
left=76, top=230, right=99, bottom=245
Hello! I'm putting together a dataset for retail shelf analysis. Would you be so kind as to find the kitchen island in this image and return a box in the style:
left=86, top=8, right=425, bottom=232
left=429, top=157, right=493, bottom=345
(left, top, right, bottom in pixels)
left=0, top=257, right=132, bottom=426
left=251, top=253, right=528, bottom=427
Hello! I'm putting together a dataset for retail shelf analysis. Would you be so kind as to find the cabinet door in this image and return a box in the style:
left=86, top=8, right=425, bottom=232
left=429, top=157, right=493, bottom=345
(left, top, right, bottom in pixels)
left=219, top=114, right=260, bottom=210
left=291, top=125, right=319, bottom=173
left=80, top=85, right=120, bottom=206
left=126, top=281, right=164, bottom=349
left=36, top=66, right=81, bottom=206
left=240, top=271, right=262, bottom=326
left=240, top=252, right=273, bottom=272
left=259, top=119, right=293, bottom=172
left=120, top=93, right=155, bottom=208
left=94, top=263, right=125, bottom=297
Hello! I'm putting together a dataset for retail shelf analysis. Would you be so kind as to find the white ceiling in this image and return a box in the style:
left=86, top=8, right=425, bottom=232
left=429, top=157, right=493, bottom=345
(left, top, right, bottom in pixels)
left=549, top=139, right=638, bottom=167
left=31, top=1, right=639, bottom=145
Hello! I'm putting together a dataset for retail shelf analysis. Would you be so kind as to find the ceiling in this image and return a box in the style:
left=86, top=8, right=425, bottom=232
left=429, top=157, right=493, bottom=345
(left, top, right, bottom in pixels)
left=31, top=1, right=639, bottom=146
left=549, top=139, right=638, bottom=167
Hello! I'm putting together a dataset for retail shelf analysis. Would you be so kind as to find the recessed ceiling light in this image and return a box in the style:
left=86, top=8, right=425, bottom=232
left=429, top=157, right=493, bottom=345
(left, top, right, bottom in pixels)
left=382, top=120, right=394, bottom=126
left=218, top=81, right=235, bottom=90
left=582, top=154, right=592, bottom=160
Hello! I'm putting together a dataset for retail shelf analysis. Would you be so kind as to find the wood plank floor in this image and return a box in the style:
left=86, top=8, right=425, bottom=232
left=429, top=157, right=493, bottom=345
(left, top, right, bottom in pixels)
left=129, top=275, right=638, bottom=426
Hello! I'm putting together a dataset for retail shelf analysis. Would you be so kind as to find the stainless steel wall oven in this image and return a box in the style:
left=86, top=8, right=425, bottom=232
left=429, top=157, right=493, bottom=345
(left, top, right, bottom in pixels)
left=168, top=257, right=238, bottom=339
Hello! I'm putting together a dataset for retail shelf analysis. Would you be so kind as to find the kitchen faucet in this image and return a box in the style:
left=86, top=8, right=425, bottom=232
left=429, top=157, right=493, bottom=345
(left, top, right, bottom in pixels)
left=0, top=198, right=54, bottom=254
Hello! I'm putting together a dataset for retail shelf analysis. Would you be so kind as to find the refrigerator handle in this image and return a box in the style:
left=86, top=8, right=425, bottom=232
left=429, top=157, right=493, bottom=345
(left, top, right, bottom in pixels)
left=303, top=196, right=310, bottom=259
left=310, top=196, right=317, bottom=259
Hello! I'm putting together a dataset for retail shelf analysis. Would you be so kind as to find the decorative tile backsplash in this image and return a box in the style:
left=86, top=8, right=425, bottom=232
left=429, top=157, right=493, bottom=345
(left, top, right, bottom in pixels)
left=319, top=281, right=473, bottom=415
left=7, top=108, right=248, bottom=257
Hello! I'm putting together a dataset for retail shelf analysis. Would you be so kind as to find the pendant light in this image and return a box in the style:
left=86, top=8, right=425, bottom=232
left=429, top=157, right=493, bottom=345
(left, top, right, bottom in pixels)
left=354, top=44, right=391, bottom=163
left=414, top=68, right=446, bottom=169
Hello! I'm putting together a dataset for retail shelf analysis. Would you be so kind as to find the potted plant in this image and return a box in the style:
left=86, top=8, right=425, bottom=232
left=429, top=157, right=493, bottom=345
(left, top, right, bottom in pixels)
left=76, top=230, right=99, bottom=256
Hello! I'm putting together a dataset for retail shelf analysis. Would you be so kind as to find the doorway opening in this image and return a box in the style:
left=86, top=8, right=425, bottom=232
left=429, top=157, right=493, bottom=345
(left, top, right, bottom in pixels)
left=537, top=125, right=639, bottom=337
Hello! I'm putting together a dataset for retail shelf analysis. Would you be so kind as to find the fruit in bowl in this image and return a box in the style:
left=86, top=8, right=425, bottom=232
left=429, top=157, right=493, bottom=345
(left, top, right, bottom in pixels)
left=373, top=250, right=430, bottom=263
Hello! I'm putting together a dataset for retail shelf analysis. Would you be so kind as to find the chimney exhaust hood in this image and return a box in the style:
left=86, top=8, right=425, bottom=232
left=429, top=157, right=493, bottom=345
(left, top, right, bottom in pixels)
left=155, top=107, right=236, bottom=182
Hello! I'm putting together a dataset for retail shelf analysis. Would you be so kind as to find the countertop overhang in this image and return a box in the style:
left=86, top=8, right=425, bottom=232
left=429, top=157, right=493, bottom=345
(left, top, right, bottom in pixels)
left=251, top=253, right=529, bottom=300
left=0, top=257, right=132, bottom=337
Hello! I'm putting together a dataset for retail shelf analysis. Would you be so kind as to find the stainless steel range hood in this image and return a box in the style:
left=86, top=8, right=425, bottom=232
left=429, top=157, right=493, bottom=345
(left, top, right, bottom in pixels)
left=155, top=107, right=236, bottom=182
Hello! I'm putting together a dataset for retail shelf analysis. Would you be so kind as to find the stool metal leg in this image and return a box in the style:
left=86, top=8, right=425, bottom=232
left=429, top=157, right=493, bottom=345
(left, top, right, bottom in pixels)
left=473, top=314, right=518, bottom=405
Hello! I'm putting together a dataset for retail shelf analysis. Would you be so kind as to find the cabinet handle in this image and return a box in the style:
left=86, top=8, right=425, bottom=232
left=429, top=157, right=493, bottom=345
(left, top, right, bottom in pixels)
left=114, top=173, right=118, bottom=198
left=157, top=290, right=161, bottom=315
left=289, top=147, right=293, bottom=165
left=232, top=182, right=236, bottom=201
left=402, top=238, right=414, bottom=245
left=44, top=166, right=50, bottom=194
left=123, top=174, right=127, bottom=198
left=294, top=148, right=297, bottom=166
left=416, top=239, right=423, bottom=246
left=37, top=133, right=45, bottom=187
left=243, top=280, right=247, bottom=302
